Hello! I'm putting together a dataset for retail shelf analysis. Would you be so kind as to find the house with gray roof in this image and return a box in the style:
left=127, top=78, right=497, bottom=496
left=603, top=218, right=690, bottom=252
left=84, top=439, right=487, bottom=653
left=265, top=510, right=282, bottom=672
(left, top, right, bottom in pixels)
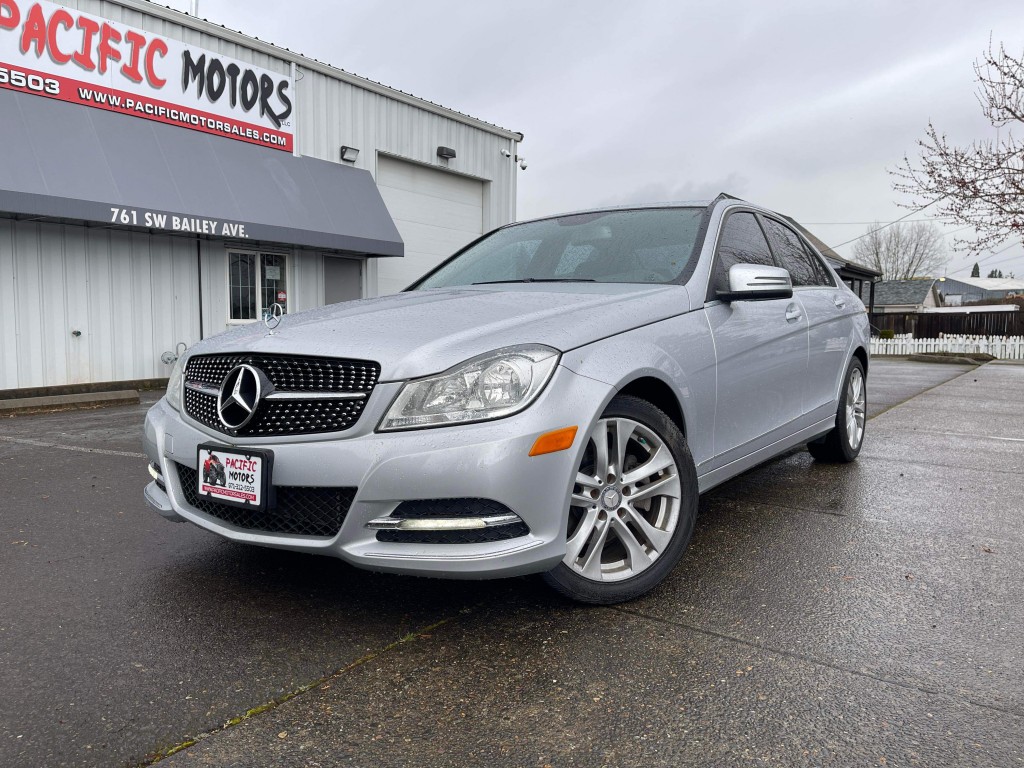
left=872, top=279, right=942, bottom=313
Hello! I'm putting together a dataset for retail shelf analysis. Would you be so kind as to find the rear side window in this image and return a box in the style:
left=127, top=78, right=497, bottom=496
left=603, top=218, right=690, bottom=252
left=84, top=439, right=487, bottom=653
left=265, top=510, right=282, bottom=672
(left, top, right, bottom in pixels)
left=762, top=218, right=834, bottom=287
left=800, top=239, right=835, bottom=286
left=711, top=212, right=775, bottom=295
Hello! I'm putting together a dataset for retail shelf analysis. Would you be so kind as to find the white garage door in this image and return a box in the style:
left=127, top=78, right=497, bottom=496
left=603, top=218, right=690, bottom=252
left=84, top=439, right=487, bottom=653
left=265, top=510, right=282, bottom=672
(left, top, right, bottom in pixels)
left=375, top=155, right=484, bottom=295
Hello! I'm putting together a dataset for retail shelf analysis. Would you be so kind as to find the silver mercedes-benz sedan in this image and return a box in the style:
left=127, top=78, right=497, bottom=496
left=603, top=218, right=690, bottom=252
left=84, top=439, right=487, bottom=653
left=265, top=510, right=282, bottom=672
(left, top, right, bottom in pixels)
left=143, top=195, right=869, bottom=603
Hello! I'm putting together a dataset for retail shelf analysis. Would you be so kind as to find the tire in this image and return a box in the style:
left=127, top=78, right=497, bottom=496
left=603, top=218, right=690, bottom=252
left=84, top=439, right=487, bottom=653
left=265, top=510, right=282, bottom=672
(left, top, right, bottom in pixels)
left=542, top=394, right=699, bottom=605
left=808, top=357, right=866, bottom=463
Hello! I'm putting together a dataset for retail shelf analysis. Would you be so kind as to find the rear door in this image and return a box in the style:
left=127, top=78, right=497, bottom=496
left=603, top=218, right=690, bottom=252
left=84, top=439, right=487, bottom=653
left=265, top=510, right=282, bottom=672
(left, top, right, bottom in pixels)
left=761, top=217, right=854, bottom=423
left=704, top=211, right=809, bottom=465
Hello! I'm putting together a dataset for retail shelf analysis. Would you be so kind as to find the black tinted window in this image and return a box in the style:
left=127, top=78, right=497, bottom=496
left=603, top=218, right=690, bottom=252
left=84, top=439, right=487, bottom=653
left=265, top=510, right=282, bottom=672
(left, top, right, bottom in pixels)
left=712, top=212, right=775, bottom=294
left=762, top=218, right=834, bottom=287
left=801, top=239, right=835, bottom=286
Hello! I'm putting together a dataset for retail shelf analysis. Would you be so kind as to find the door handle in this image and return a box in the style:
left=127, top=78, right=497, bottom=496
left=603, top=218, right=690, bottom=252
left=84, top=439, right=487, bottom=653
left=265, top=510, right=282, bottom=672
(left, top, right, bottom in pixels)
left=833, top=295, right=847, bottom=309
left=785, top=305, right=802, bottom=322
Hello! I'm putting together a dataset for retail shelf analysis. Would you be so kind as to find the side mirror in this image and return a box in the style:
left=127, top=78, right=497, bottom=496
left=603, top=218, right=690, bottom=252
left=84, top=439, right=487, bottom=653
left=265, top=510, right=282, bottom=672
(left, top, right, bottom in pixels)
left=717, top=263, right=793, bottom=302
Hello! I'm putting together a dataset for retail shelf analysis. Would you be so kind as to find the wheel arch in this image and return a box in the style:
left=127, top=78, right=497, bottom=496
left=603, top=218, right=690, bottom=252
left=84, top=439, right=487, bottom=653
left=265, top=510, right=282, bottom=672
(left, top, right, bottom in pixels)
left=616, top=375, right=687, bottom=439
left=852, top=345, right=868, bottom=374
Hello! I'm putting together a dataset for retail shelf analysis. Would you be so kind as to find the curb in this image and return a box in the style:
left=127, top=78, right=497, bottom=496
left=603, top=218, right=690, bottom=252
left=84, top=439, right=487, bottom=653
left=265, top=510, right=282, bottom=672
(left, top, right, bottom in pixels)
left=0, top=390, right=140, bottom=415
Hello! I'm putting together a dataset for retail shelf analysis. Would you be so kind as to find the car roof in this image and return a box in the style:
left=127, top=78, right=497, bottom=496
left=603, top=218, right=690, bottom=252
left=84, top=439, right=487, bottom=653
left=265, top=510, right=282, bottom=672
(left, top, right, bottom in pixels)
left=506, top=194, right=792, bottom=228
left=510, top=200, right=715, bottom=227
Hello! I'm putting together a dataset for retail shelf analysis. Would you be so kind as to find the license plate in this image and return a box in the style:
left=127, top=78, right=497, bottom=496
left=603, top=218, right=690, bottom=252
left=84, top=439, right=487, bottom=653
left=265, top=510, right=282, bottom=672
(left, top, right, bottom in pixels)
left=196, top=444, right=274, bottom=511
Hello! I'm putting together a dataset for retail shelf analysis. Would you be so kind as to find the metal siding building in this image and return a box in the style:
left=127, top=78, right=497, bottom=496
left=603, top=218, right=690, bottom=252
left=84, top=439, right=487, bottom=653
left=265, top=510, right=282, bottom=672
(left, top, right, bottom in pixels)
left=937, top=276, right=1024, bottom=305
left=0, top=0, right=521, bottom=391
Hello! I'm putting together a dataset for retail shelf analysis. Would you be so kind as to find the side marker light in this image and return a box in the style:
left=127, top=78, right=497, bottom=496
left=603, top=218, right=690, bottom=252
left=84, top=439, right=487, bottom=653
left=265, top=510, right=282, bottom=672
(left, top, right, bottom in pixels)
left=529, top=426, right=579, bottom=457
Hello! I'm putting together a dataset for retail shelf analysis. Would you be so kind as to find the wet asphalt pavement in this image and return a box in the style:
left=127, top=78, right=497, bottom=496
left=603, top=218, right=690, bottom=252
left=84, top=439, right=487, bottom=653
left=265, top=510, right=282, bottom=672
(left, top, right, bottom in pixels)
left=1, top=358, right=1021, bottom=767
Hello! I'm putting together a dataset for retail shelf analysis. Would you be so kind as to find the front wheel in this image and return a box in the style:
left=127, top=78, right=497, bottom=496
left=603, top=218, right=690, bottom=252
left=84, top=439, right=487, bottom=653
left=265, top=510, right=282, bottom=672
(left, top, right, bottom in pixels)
left=542, top=395, right=698, bottom=605
left=808, top=357, right=866, bottom=463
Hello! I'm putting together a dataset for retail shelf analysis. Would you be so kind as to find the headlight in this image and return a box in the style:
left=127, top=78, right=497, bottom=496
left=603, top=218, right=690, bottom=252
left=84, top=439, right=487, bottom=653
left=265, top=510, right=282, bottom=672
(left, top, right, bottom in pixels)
left=165, top=354, right=186, bottom=411
left=380, top=345, right=560, bottom=431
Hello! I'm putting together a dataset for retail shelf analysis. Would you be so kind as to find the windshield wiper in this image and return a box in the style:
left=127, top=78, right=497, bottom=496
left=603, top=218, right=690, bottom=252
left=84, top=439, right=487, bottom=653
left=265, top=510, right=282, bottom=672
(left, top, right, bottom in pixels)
left=471, top=278, right=597, bottom=285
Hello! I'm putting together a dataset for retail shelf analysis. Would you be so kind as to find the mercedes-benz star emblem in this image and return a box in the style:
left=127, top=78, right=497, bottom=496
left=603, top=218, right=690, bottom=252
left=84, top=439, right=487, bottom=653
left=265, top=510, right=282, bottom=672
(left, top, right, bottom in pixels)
left=217, top=364, right=264, bottom=430
left=264, top=302, right=284, bottom=331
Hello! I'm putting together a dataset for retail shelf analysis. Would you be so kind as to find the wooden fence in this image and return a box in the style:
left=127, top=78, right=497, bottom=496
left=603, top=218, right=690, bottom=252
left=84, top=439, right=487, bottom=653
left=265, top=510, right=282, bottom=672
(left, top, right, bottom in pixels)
left=870, top=310, right=1024, bottom=338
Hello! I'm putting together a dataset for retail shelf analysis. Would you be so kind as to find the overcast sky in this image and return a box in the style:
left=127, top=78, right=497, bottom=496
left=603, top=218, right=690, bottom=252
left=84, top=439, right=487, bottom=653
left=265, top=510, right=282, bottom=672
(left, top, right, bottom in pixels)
left=167, top=0, right=1024, bottom=279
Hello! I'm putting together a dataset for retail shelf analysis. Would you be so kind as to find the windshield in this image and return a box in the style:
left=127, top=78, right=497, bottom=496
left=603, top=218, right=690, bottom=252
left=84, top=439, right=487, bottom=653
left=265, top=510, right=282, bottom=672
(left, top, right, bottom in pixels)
left=411, top=207, right=706, bottom=290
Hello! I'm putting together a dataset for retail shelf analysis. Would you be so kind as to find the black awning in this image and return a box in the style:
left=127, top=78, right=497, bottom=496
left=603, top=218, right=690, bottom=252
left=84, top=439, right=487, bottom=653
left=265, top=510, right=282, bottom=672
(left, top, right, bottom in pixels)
left=0, top=90, right=403, bottom=257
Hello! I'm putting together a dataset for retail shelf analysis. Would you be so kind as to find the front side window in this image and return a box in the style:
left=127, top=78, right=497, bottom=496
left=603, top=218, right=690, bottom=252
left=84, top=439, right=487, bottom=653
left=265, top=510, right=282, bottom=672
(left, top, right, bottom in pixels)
left=710, top=212, right=776, bottom=295
left=412, top=208, right=705, bottom=290
left=228, top=251, right=289, bottom=322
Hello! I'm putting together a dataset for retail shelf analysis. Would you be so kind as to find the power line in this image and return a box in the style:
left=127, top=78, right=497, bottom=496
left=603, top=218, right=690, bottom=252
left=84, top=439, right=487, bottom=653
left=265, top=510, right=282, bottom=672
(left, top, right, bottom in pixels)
left=983, top=254, right=1023, bottom=272
left=935, top=225, right=975, bottom=238
left=946, top=241, right=1021, bottom=274
left=826, top=198, right=945, bottom=250
left=946, top=241, right=1019, bottom=278
left=947, top=248, right=1023, bottom=275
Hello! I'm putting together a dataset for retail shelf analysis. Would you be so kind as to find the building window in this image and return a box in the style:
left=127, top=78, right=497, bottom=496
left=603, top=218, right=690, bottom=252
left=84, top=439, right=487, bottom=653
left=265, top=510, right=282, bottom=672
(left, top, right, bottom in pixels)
left=228, top=251, right=289, bottom=322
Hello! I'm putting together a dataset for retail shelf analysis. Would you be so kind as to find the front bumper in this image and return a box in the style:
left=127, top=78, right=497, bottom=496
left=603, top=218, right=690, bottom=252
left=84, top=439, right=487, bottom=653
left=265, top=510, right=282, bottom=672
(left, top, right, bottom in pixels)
left=143, top=365, right=614, bottom=578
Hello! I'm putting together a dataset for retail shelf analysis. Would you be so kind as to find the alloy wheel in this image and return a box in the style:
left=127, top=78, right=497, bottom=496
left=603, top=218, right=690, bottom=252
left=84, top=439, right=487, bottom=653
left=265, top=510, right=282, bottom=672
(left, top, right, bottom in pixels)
left=564, top=417, right=682, bottom=582
left=846, top=366, right=866, bottom=451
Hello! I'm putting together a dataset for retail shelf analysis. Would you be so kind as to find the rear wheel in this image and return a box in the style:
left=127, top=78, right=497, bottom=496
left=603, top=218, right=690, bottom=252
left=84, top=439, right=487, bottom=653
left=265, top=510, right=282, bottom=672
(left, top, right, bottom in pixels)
left=543, top=395, right=698, bottom=604
left=808, top=357, right=866, bottom=463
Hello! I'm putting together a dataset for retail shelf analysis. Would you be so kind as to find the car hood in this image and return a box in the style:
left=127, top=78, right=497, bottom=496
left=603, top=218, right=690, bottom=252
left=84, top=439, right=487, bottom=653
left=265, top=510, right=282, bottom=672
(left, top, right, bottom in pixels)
left=192, top=283, right=693, bottom=380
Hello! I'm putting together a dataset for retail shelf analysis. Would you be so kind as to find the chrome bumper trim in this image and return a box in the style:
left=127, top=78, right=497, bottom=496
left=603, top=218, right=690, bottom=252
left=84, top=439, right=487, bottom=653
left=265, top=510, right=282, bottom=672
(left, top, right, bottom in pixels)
left=365, top=514, right=523, bottom=531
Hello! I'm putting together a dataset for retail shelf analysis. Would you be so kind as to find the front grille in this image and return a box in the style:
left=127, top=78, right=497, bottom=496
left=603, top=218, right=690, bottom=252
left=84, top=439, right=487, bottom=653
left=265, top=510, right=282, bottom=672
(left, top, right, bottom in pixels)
left=184, top=353, right=380, bottom=437
left=375, top=499, right=530, bottom=544
left=187, top=353, right=379, bottom=391
left=176, top=463, right=355, bottom=538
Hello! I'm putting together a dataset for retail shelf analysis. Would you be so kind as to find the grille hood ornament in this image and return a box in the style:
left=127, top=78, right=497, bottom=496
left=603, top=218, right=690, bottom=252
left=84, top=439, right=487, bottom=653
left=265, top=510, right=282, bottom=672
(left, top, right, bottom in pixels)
left=217, top=364, right=271, bottom=430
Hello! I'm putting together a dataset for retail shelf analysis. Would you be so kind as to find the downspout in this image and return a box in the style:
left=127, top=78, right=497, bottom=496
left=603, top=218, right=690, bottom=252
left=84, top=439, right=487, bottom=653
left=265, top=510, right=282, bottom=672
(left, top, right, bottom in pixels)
left=509, top=137, right=516, bottom=223
left=291, top=62, right=300, bottom=158
left=197, top=238, right=205, bottom=340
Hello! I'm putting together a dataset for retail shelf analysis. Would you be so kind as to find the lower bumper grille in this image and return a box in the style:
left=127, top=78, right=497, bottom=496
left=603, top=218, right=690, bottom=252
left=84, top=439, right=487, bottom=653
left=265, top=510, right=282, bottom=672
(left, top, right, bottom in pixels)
left=375, top=526, right=531, bottom=544
left=175, top=463, right=355, bottom=538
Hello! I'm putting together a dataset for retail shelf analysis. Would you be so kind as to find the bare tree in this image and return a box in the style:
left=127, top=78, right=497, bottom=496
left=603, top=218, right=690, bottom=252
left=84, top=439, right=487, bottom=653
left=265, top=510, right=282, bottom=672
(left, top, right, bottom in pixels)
left=892, top=41, right=1024, bottom=256
left=851, top=221, right=949, bottom=279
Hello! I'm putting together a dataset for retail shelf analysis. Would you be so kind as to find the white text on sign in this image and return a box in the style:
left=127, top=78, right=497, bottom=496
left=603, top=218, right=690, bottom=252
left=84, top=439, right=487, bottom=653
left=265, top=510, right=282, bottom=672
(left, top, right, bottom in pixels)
left=110, top=207, right=248, bottom=238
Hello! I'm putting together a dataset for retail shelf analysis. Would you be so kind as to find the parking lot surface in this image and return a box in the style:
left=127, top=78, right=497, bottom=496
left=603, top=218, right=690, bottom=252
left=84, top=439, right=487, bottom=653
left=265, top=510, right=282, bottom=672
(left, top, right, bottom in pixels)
left=2, top=358, right=1020, bottom=767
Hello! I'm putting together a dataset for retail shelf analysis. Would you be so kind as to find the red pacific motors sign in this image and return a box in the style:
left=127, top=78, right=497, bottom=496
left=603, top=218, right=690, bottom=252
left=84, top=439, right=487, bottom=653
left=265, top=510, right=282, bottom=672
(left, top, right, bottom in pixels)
left=0, top=0, right=294, bottom=151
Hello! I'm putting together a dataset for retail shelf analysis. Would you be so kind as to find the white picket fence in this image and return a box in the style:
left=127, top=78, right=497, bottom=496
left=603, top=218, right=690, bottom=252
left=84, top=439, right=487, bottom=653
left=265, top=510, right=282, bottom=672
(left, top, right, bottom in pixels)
left=870, top=333, right=1024, bottom=359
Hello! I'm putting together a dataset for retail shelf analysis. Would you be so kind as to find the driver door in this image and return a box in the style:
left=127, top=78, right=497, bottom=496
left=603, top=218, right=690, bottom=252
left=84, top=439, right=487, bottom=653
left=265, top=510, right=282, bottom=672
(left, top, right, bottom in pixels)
left=704, top=211, right=809, bottom=467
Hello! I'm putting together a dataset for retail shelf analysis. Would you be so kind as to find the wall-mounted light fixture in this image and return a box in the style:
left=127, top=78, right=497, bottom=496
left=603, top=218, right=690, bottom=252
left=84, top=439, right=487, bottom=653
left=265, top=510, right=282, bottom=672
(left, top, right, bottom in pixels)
left=437, top=146, right=457, bottom=160
left=340, top=146, right=359, bottom=162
